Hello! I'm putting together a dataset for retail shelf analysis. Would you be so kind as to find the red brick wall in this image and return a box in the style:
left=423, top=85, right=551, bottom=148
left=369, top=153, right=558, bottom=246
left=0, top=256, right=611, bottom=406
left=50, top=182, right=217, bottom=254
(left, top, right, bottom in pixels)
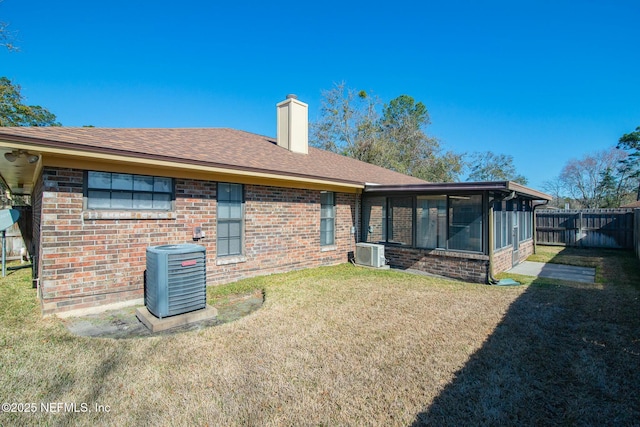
left=362, top=197, right=385, bottom=242
left=32, top=173, right=43, bottom=287
left=385, top=246, right=489, bottom=283
left=210, top=186, right=356, bottom=284
left=492, top=247, right=513, bottom=276
left=36, top=167, right=356, bottom=316
left=492, top=239, right=535, bottom=276
left=390, top=201, right=413, bottom=245
left=518, top=239, right=534, bottom=263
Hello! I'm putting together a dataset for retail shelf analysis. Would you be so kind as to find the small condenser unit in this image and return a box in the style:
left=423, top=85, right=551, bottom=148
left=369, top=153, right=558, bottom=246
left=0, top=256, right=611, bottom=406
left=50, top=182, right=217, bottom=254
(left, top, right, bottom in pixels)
left=355, top=243, right=386, bottom=268
left=145, top=244, right=206, bottom=319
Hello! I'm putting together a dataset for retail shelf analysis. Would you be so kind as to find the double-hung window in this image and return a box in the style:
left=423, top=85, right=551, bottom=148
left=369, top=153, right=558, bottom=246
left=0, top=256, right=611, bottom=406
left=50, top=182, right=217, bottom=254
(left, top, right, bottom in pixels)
left=217, top=183, right=243, bottom=257
left=86, top=171, right=173, bottom=210
left=320, top=192, right=335, bottom=246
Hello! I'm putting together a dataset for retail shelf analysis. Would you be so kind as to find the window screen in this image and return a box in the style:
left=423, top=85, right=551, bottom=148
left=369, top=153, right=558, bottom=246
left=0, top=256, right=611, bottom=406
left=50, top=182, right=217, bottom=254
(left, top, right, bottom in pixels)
left=388, top=197, right=413, bottom=246
left=362, top=197, right=386, bottom=243
left=449, top=195, right=483, bottom=252
left=416, top=196, right=446, bottom=249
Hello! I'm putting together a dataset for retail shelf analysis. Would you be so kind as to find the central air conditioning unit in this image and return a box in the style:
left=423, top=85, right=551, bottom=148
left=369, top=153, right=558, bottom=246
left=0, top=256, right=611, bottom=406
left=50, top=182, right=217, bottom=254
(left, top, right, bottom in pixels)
left=145, top=244, right=207, bottom=319
left=355, top=243, right=386, bottom=268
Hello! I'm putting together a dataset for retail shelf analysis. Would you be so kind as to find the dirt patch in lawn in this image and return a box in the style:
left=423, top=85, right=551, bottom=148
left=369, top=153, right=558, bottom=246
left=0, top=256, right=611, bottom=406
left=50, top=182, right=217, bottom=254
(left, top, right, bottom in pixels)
left=62, top=289, right=264, bottom=339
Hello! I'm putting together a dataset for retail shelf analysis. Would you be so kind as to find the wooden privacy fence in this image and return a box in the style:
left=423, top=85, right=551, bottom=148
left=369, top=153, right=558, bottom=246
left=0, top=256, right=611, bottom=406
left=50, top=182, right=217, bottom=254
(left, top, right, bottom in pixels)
left=635, top=209, right=640, bottom=259
left=536, top=209, right=634, bottom=249
left=0, top=205, right=32, bottom=260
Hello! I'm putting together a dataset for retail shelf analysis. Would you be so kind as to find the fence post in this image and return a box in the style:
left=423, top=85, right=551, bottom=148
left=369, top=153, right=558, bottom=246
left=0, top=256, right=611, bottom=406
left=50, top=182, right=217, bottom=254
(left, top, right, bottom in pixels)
left=579, top=211, right=584, bottom=247
left=633, top=208, right=640, bottom=258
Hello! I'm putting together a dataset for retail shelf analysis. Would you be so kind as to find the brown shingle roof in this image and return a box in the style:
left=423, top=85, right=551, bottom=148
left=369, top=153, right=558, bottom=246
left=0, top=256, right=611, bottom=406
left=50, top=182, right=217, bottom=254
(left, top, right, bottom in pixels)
left=0, top=127, right=426, bottom=186
left=621, top=200, right=640, bottom=208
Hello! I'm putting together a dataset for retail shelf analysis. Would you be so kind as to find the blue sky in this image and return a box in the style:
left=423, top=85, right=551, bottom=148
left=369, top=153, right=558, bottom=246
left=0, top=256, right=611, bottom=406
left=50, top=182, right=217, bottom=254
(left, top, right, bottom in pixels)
left=2, top=0, right=639, bottom=189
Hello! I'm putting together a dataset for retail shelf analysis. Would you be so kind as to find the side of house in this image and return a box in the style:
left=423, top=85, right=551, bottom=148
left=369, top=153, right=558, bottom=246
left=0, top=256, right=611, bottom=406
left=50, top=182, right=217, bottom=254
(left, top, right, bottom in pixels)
left=2, top=95, right=428, bottom=316
left=34, top=167, right=359, bottom=315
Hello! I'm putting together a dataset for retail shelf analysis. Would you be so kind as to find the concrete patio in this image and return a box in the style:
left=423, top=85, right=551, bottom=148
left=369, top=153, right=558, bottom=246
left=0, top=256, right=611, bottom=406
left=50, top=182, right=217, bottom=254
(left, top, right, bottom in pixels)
left=507, top=261, right=596, bottom=283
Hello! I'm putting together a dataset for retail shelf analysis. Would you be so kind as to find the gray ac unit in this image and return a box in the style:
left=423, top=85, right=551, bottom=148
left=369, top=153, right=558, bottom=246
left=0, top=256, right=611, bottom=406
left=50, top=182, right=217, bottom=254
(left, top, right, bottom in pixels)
left=145, top=244, right=206, bottom=319
left=355, top=243, right=386, bottom=268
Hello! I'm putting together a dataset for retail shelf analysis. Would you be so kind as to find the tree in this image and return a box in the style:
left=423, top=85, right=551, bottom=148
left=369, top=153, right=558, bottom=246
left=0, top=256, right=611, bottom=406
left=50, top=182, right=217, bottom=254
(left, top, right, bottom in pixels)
left=597, top=167, right=616, bottom=208
left=465, top=151, right=528, bottom=184
left=380, top=94, right=428, bottom=175
left=422, top=150, right=465, bottom=183
left=310, top=82, right=384, bottom=164
left=378, top=95, right=461, bottom=181
left=617, top=126, right=640, bottom=201
left=1, top=1, right=18, bottom=51
left=0, top=21, right=17, bottom=51
left=310, top=83, right=464, bottom=182
left=542, top=176, right=574, bottom=208
left=0, top=77, right=60, bottom=126
left=558, top=147, right=631, bottom=208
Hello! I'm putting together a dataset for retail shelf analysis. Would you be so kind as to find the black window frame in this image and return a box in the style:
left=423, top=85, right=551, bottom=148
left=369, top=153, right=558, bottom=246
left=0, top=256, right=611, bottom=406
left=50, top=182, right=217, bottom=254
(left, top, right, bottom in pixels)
left=361, top=193, right=486, bottom=254
left=84, top=171, right=174, bottom=211
left=493, top=200, right=513, bottom=251
left=416, top=195, right=447, bottom=250
left=217, top=182, right=244, bottom=257
left=362, top=196, right=387, bottom=244
left=388, top=196, right=414, bottom=246
left=320, top=191, right=336, bottom=246
left=447, top=194, right=484, bottom=253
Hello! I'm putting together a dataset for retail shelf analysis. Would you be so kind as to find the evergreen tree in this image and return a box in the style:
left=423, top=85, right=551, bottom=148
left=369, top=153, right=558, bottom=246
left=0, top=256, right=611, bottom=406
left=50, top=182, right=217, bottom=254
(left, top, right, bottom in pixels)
left=0, top=77, right=60, bottom=126
left=311, top=83, right=463, bottom=182
left=617, top=126, right=640, bottom=201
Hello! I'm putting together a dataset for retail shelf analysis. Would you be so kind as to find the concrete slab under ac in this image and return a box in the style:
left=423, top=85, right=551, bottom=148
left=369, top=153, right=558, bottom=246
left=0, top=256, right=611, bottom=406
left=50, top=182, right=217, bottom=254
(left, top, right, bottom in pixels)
left=62, top=289, right=264, bottom=339
left=136, top=305, right=218, bottom=333
left=507, top=261, right=596, bottom=283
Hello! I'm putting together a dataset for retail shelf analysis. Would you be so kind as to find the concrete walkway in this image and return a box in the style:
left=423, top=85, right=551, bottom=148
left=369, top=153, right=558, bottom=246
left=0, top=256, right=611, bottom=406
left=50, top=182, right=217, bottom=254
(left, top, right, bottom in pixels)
left=507, top=261, right=596, bottom=283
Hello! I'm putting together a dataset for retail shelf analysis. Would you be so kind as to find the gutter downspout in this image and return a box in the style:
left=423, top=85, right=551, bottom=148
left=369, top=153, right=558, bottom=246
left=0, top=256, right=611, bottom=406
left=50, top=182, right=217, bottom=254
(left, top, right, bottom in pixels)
left=354, top=192, right=360, bottom=244
left=532, top=200, right=550, bottom=254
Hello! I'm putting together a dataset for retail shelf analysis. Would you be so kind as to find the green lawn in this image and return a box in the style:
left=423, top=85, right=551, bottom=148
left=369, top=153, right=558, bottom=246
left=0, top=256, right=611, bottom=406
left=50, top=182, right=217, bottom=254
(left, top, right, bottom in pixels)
left=1, top=249, right=639, bottom=426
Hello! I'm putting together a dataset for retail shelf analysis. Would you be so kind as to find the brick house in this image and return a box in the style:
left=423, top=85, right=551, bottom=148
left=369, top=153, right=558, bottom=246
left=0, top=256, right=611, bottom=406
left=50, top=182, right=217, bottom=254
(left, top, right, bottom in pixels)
left=0, top=95, right=550, bottom=317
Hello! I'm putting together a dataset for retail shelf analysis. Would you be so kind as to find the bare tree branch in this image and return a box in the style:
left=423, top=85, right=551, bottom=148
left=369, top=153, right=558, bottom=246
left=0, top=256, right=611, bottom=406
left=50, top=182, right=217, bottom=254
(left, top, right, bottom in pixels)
left=0, top=0, right=19, bottom=52
left=558, top=147, right=631, bottom=208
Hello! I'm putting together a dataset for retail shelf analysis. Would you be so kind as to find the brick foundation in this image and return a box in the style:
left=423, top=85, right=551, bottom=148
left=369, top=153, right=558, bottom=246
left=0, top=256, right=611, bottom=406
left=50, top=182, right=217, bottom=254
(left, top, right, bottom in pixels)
left=385, top=246, right=490, bottom=283
left=35, top=167, right=357, bottom=316
left=492, top=239, right=534, bottom=276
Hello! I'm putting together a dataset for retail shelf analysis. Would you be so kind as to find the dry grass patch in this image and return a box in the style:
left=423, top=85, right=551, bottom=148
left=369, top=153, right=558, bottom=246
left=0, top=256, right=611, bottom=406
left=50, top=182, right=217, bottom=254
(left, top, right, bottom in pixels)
left=1, top=254, right=639, bottom=426
left=425, top=247, right=640, bottom=425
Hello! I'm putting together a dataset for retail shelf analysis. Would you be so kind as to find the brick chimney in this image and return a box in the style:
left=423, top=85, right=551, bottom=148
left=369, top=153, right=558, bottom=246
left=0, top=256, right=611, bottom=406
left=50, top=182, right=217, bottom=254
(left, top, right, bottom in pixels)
left=276, top=94, right=308, bottom=154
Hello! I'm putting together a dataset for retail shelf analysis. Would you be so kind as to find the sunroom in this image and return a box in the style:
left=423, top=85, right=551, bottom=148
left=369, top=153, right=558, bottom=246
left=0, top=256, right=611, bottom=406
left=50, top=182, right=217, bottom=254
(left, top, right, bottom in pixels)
left=360, top=181, right=552, bottom=283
